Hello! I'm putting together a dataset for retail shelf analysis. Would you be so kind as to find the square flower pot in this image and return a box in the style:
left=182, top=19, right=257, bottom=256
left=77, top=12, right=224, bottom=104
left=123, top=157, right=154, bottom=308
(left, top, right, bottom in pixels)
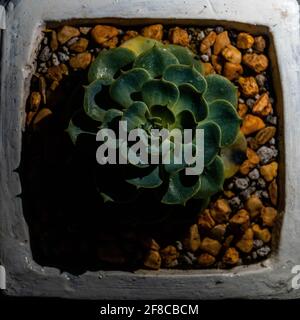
left=0, top=0, right=300, bottom=299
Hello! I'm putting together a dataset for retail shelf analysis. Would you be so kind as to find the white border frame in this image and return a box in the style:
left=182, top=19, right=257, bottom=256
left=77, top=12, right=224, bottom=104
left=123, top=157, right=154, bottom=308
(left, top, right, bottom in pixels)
left=0, top=0, right=299, bottom=299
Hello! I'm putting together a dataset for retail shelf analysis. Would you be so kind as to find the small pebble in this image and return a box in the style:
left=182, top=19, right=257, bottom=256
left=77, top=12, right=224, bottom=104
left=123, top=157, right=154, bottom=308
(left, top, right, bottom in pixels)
left=38, top=67, right=47, bottom=74
left=247, top=48, right=253, bottom=53
left=229, top=30, right=237, bottom=38
left=238, top=77, right=259, bottom=97
left=257, top=178, right=266, bottom=188
left=269, top=138, right=275, bottom=145
left=260, top=87, right=267, bottom=93
left=228, top=196, right=241, bottom=209
left=238, top=98, right=245, bottom=104
left=175, top=241, right=183, bottom=251
left=261, top=191, right=269, bottom=199
left=43, top=37, right=48, bottom=45
left=197, top=30, right=205, bottom=41
left=66, top=36, right=79, bottom=47
left=52, top=53, right=60, bottom=66
left=257, top=246, right=271, bottom=257
left=62, top=46, right=70, bottom=54
left=186, top=252, right=197, bottom=262
left=58, top=52, right=70, bottom=62
left=255, top=94, right=260, bottom=100
left=90, top=48, right=101, bottom=54
left=255, top=74, right=266, bottom=87
left=205, top=27, right=214, bottom=34
left=266, top=115, right=277, bottom=125
left=39, top=46, right=51, bottom=62
left=246, top=98, right=255, bottom=108
left=215, top=26, right=224, bottom=34
left=253, top=239, right=264, bottom=249
left=252, top=251, right=258, bottom=259
left=69, top=52, right=92, bottom=69
left=257, top=146, right=277, bottom=164
left=254, top=190, right=263, bottom=198
left=235, top=178, right=249, bottom=190
left=248, top=168, right=260, bottom=180
left=200, top=54, right=210, bottom=62
left=240, top=186, right=256, bottom=200
left=270, top=146, right=278, bottom=155
left=80, top=27, right=92, bottom=35
left=180, top=254, right=193, bottom=265
left=227, top=182, right=234, bottom=190
left=245, top=255, right=252, bottom=262
left=167, top=259, right=179, bottom=268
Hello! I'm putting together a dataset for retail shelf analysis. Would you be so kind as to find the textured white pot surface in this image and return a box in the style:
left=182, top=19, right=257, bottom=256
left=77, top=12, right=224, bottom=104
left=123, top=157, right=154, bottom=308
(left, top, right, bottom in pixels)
left=0, top=0, right=300, bottom=299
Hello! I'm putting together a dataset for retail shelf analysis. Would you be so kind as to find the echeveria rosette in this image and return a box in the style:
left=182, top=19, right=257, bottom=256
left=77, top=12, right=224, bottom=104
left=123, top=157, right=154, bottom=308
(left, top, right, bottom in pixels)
left=67, top=36, right=244, bottom=207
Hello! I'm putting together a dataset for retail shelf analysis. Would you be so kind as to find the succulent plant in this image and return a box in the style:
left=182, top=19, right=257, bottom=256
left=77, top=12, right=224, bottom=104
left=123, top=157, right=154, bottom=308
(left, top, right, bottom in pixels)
left=67, top=36, right=245, bottom=208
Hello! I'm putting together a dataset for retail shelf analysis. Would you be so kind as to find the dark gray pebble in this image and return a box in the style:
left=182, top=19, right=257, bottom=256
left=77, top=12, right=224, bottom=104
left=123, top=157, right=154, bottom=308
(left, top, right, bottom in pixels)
left=39, top=46, right=51, bottom=62
left=257, top=146, right=276, bottom=164
left=257, top=246, right=271, bottom=257
left=249, top=168, right=260, bottom=180
left=235, top=178, right=249, bottom=190
left=228, top=196, right=241, bottom=209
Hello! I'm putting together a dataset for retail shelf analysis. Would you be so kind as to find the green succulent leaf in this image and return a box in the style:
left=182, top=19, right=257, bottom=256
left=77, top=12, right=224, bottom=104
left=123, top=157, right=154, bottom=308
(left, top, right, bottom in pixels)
left=110, top=68, right=151, bottom=108
left=88, top=47, right=136, bottom=83
left=165, top=44, right=203, bottom=73
left=163, top=65, right=206, bottom=93
left=120, top=35, right=161, bottom=56
left=194, top=155, right=224, bottom=199
left=66, top=119, right=95, bottom=145
left=69, top=35, right=244, bottom=210
left=161, top=170, right=201, bottom=205
left=149, top=105, right=176, bottom=127
left=221, top=131, right=247, bottom=178
left=192, top=60, right=204, bottom=74
left=126, top=166, right=162, bottom=188
left=101, top=109, right=123, bottom=127
left=172, top=84, right=208, bottom=122
left=204, top=74, right=238, bottom=107
left=171, top=110, right=197, bottom=131
left=163, top=141, right=181, bottom=174
left=119, top=139, right=150, bottom=168
left=207, top=99, right=241, bottom=147
left=100, top=192, right=115, bottom=203
left=123, top=101, right=150, bottom=131
left=133, top=46, right=179, bottom=78
left=196, top=121, right=221, bottom=165
left=119, top=37, right=204, bottom=73
left=141, top=79, right=179, bottom=108
left=164, top=142, right=195, bottom=174
left=83, top=79, right=108, bottom=122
